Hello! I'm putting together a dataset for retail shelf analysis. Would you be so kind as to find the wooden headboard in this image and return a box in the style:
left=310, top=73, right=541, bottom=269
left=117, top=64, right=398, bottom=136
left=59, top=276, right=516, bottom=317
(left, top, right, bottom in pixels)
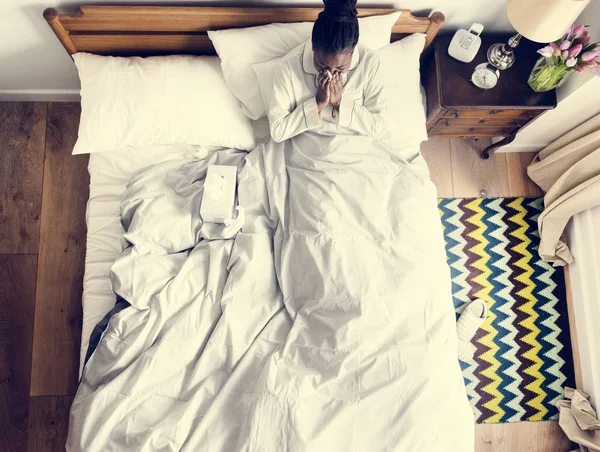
left=43, top=5, right=445, bottom=57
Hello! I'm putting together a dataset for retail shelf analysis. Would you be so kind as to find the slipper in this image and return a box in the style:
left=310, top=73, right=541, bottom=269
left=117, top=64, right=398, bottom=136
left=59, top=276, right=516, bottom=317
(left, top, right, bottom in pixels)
left=457, top=298, right=488, bottom=343
left=457, top=339, right=476, bottom=362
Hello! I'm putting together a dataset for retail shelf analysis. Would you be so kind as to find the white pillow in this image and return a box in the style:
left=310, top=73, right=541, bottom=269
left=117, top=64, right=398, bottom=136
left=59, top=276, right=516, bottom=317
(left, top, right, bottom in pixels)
left=208, top=12, right=401, bottom=120
left=251, top=54, right=288, bottom=118
left=378, top=33, right=428, bottom=144
left=357, top=13, right=402, bottom=50
left=72, top=53, right=256, bottom=155
left=253, top=33, right=428, bottom=144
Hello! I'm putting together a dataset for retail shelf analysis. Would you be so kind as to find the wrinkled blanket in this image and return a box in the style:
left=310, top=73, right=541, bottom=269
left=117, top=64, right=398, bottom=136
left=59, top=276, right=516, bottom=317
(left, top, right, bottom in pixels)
left=67, top=133, right=474, bottom=451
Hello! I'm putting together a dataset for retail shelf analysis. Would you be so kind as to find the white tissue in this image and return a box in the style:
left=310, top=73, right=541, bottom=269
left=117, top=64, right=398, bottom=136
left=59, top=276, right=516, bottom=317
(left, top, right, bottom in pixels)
left=204, top=174, right=225, bottom=201
left=200, top=165, right=237, bottom=223
left=315, top=70, right=334, bottom=88
left=222, top=206, right=246, bottom=238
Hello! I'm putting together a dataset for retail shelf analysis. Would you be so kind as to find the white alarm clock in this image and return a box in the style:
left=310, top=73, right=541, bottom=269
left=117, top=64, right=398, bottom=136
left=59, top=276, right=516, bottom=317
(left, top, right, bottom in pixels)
left=471, top=63, right=500, bottom=89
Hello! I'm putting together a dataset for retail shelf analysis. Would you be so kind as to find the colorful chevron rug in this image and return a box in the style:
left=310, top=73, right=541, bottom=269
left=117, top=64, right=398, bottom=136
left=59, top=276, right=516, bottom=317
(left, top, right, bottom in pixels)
left=438, top=197, right=575, bottom=424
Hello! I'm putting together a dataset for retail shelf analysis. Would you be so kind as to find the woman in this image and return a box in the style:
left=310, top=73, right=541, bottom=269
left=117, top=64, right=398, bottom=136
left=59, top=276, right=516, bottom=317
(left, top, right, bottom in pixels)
left=268, top=0, right=390, bottom=143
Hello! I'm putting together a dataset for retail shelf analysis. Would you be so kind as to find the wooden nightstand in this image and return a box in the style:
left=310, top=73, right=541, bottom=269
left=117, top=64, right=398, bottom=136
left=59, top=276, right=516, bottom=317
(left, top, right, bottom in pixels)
left=423, top=34, right=557, bottom=159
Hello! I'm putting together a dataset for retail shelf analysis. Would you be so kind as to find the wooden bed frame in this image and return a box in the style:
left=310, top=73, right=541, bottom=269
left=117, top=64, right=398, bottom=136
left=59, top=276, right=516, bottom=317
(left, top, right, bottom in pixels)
left=43, top=5, right=445, bottom=57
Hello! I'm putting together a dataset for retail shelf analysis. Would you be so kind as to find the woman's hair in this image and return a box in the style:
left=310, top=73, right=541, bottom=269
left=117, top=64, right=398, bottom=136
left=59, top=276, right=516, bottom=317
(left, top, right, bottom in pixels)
left=312, top=0, right=359, bottom=54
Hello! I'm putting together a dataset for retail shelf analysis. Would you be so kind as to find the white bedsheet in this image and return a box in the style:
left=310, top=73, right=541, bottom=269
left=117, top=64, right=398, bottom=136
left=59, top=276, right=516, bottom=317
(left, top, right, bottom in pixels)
left=72, top=131, right=473, bottom=451
left=81, top=132, right=426, bottom=377
left=80, top=86, right=428, bottom=375
left=82, top=145, right=217, bottom=375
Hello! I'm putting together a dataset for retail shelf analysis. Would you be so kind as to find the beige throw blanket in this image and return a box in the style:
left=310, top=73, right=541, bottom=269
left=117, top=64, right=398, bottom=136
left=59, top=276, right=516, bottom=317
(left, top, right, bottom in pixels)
left=527, top=114, right=600, bottom=266
left=558, top=387, right=600, bottom=452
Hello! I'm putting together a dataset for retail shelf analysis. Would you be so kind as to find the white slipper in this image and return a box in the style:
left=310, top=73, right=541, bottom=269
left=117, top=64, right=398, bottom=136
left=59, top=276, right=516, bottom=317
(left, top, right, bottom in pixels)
left=458, top=339, right=476, bottom=362
left=457, top=298, right=488, bottom=343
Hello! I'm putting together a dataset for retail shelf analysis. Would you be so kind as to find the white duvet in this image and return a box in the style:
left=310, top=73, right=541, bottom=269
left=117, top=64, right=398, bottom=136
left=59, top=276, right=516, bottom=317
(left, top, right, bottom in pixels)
left=67, top=133, right=474, bottom=451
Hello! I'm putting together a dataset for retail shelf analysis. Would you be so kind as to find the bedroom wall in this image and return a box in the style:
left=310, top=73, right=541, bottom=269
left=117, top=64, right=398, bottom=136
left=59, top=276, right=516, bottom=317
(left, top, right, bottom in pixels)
left=0, top=0, right=513, bottom=98
left=567, top=205, right=600, bottom=409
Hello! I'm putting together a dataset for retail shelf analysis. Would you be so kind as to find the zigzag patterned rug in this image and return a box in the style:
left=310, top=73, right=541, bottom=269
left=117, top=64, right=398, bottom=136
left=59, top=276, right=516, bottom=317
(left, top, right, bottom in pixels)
left=438, top=197, right=575, bottom=424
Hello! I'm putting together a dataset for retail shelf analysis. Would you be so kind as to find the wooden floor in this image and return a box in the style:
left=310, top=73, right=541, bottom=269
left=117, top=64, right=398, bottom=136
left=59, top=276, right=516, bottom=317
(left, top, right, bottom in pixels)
left=421, top=138, right=543, bottom=199
left=422, top=138, right=575, bottom=451
left=1, top=102, right=87, bottom=452
left=0, top=102, right=572, bottom=451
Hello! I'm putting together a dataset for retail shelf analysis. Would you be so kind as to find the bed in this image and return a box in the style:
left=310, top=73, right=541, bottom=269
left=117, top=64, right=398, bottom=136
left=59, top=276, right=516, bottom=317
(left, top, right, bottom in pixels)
left=45, top=2, right=442, bottom=377
left=44, top=5, right=475, bottom=452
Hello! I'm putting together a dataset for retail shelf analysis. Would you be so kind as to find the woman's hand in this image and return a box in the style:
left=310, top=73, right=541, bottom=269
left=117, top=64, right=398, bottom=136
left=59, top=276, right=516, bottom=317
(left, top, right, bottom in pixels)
left=329, top=72, right=343, bottom=110
left=316, top=72, right=330, bottom=113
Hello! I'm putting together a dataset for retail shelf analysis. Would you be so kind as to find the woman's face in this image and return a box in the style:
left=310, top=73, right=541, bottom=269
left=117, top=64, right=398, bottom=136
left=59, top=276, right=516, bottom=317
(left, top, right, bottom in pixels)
left=313, top=48, right=354, bottom=75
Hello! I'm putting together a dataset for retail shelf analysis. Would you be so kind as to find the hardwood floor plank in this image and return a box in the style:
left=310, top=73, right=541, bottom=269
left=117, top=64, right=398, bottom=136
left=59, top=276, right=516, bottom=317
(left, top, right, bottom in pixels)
left=0, top=255, right=37, bottom=452
left=505, top=152, right=544, bottom=198
left=27, top=395, right=73, bottom=452
left=475, top=421, right=573, bottom=451
left=475, top=422, right=494, bottom=452
left=421, top=137, right=454, bottom=198
left=0, top=102, right=47, bottom=254
left=450, top=139, right=510, bottom=198
left=30, top=103, right=88, bottom=397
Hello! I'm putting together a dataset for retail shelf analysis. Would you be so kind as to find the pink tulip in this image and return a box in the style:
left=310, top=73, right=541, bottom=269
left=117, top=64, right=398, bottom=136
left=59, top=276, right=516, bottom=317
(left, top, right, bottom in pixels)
left=566, top=24, right=574, bottom=39
left=592, top=66, right=600, bottom=77
left=572, top=24, right=586, bottom=39
left=580, top=31, right=591, bottom=47
left=562, top=50, right=569, bottom=60
left=537, top=46, right=554, bottom=57
left=559, top=40, right=571, bottom=50
left=569, top=44, right=583, bottom=58
left=581, top=50, right=599, bottom=62
left=550, top=42, right=561, bottom=56
left=576, top=62, right=594, bottom=72
left=566, top=57, right=577, bottom=67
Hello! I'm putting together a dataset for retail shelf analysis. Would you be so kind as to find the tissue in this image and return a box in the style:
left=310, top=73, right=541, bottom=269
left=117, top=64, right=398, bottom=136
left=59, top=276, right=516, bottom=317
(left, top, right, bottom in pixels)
left=200, top=165, right=237, bottom=223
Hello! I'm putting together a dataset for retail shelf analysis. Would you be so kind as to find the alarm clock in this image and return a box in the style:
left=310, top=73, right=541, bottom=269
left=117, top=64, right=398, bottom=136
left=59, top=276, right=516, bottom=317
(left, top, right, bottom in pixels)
left=471, top=63, right=500, bottom=89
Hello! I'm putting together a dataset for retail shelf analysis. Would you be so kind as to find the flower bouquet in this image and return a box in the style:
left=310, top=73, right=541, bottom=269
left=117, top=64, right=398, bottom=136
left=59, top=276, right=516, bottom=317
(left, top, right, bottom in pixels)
left=529, top=24, right=600, bottom=92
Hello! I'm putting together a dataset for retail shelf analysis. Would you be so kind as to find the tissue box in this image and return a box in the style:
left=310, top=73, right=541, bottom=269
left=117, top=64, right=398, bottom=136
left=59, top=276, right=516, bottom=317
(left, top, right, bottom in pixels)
left=200, top=165, right=237, bottom=223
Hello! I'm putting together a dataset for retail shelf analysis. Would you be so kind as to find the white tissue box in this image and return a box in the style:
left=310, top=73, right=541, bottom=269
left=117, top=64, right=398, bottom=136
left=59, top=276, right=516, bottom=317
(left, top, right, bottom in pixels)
left=200, top=165, right=237, bottom=223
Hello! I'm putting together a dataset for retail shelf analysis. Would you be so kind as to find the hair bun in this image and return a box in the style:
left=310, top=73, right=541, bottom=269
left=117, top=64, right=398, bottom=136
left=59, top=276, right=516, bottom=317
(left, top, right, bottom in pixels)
left=313, top=0, right=359, bottom=52
left=322, top=0, right=358, bottom=21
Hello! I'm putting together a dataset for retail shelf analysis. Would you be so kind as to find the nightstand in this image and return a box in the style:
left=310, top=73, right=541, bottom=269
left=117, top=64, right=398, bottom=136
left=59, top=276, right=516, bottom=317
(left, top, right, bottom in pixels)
left=423, top=34, right=557, bottom=159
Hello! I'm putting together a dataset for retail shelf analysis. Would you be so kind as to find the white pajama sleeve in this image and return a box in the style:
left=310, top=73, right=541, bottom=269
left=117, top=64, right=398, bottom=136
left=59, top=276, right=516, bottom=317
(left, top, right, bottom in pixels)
left=268, top=63, right=322, bottom=143
left=338, top=58, right=391, bottom=140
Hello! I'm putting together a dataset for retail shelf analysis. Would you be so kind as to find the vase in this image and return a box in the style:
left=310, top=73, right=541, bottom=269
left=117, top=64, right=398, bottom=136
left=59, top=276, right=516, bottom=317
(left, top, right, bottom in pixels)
left=528, top=56, right=573, bottom=92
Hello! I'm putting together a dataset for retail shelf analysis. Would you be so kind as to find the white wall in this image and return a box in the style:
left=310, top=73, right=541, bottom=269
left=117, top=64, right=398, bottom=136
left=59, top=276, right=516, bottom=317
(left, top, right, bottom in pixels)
left=497, top=77, right=600, bottom=153
left=0, top=0, right=513, bottom=97
left=567, top=205, right=600, bottom=408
